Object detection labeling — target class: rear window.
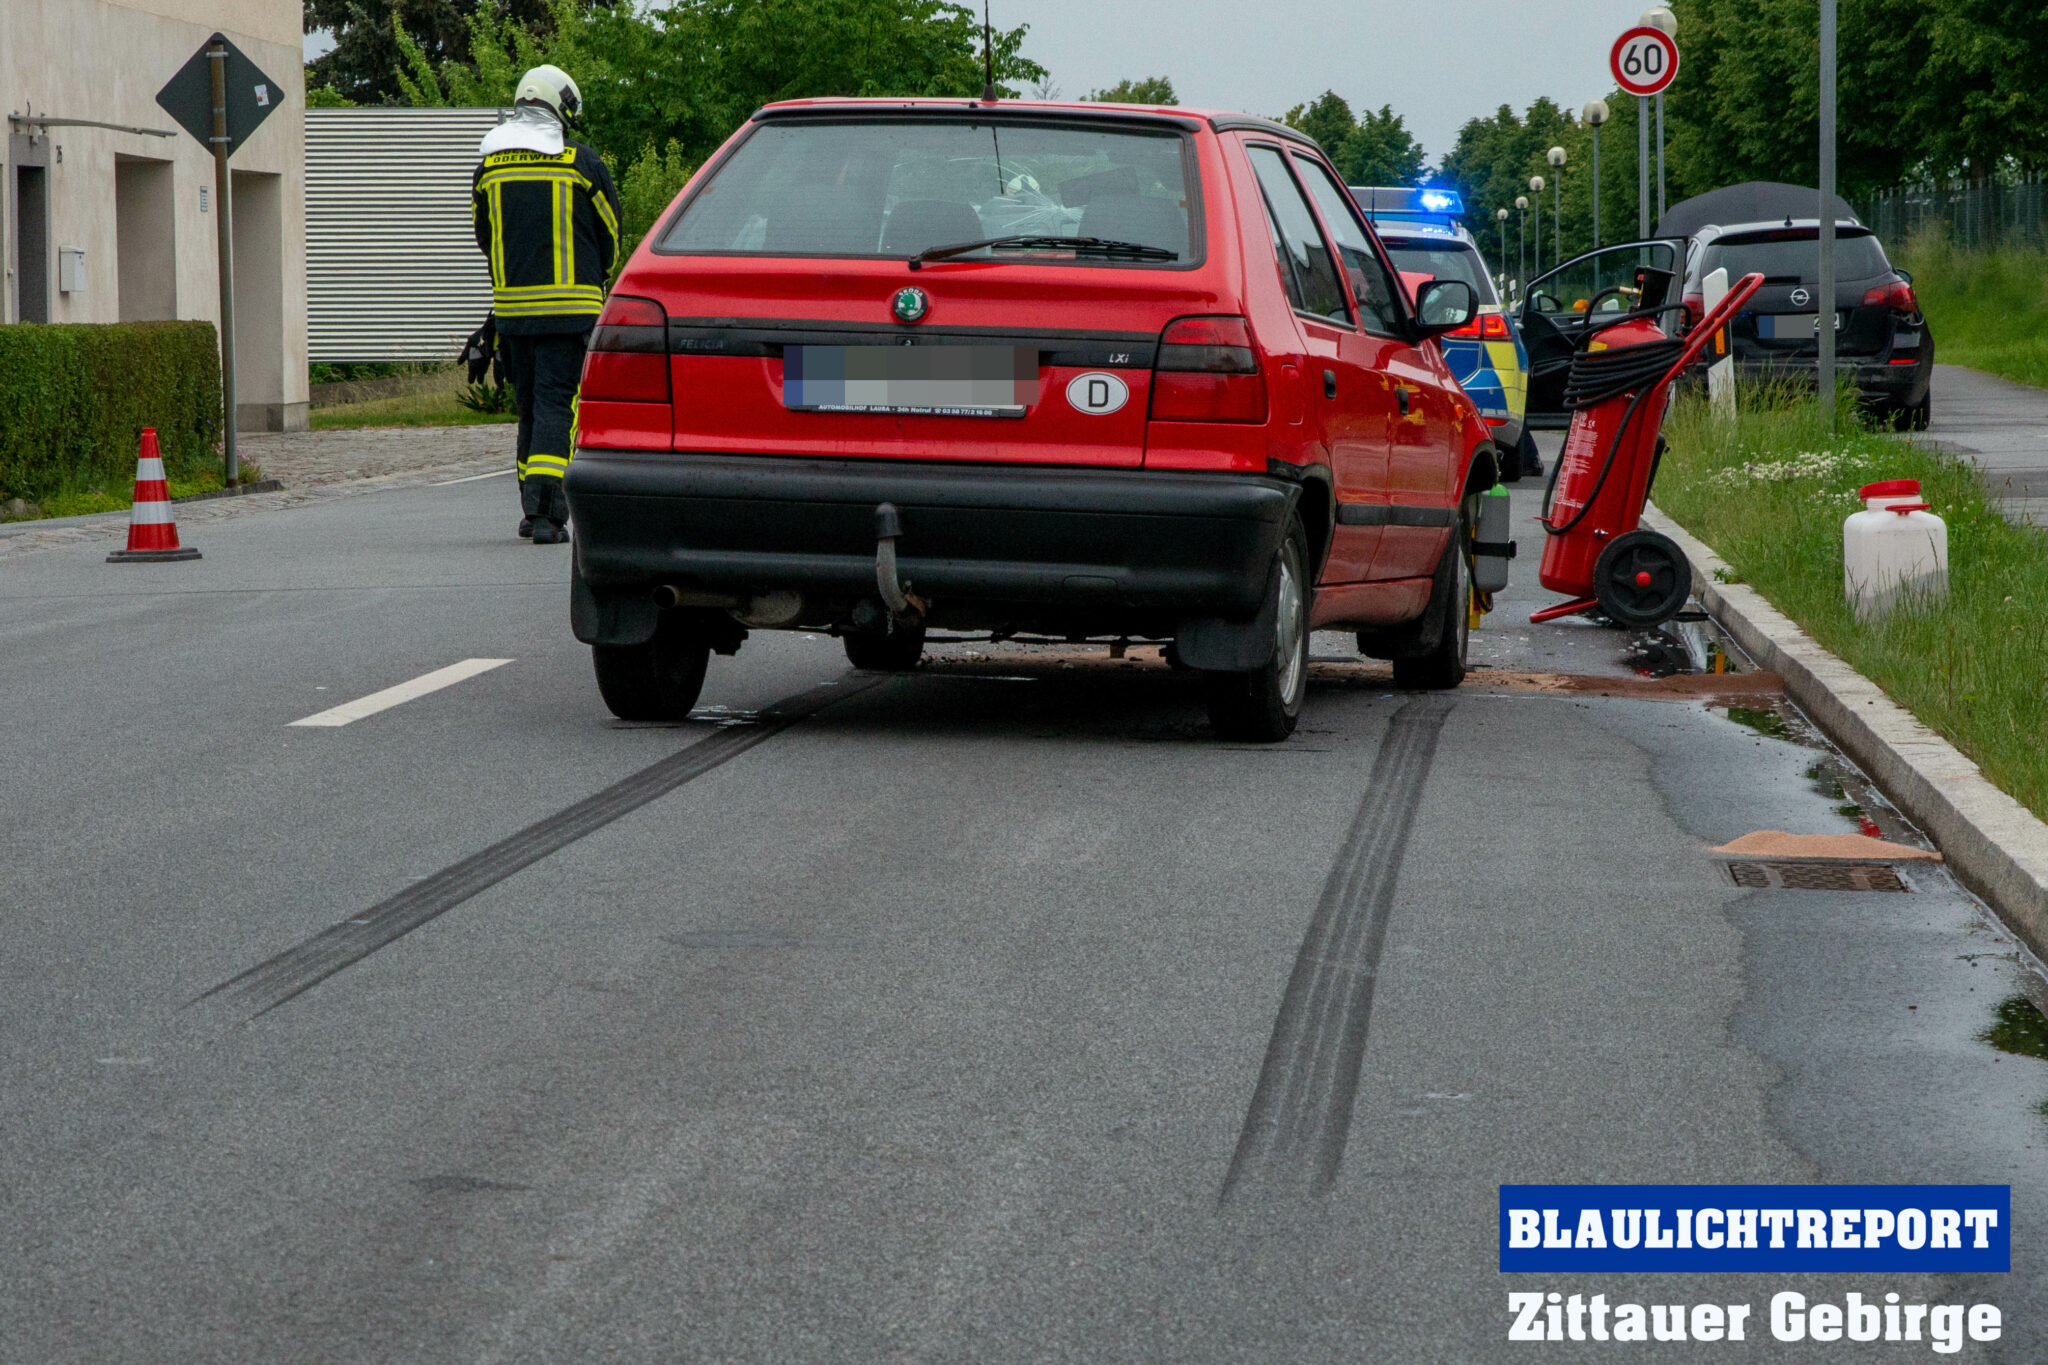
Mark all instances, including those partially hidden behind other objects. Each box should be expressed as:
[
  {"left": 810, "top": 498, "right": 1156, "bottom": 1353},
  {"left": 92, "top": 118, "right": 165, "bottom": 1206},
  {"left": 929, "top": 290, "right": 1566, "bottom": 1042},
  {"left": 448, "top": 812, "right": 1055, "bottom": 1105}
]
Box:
[
  {"left": 1381, "top": 240, "right": 1500, "bottom": 306},
  {"left": 1700, "top": 229, "right": 1890, "bottom": 283},
  {"left": 659, "top": 118, "right": 1197, "bottom": 265}
]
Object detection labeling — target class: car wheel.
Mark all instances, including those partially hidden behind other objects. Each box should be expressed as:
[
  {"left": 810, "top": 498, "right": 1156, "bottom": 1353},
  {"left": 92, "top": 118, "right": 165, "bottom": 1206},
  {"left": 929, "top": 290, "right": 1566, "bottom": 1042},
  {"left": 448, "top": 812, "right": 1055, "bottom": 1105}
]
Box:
[
  {"left": 591, "top": 614, "right": 712, "bottom": 721},
  {"left": 844, "top": 623, "right": 926, "bottom": 671},
  {"left": 1591, "top": 529, "right": 1692, "bottom": 629},
  {"left": 1204, "top": 517, "right": 1310, "bottom": 742},
  {"left": 1392, "top": 511, "right": 1471, "bottom": 691},
  {"left": 1910, "top": 393, "right": 1931, "bottom": 432}
]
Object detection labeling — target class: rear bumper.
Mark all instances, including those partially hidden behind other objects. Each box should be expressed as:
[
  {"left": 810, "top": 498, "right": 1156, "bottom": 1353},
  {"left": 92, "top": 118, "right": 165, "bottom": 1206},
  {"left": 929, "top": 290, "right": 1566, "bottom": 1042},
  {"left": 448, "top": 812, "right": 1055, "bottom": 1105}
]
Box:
[
  {"left": 1726, "top": 352, "right": 1933, "bottom": 406},
  {"left": 565, "top": 450, "right": 1298, "bottom": 632}
]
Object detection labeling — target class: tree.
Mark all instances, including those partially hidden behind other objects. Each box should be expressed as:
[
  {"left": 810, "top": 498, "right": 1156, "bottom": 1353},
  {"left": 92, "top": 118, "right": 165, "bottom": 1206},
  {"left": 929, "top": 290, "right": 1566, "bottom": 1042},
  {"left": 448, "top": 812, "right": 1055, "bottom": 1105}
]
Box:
[
  {"left": 1663, "top": 0, "right": 1930, "bottom": 201},
  {"left": 1084, "top": 76, "right": 1176, "bottom": 106},
  {"left": 1916, "top": 0, "right": 2048, "bottom": 182},
  {"left": 305, "top": 0, "right": 594, "bottom": 107},
  {"left": 388, "top": 0, "right": 1044, "bottom": 168},
  {"left": 1280, "top": 92, "right": 1426, "bottom": 186}
]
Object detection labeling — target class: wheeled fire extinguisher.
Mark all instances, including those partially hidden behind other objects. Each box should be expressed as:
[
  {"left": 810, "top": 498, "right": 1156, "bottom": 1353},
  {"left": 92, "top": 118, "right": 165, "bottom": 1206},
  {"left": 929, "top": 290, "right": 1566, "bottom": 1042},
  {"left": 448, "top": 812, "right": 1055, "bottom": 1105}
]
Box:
[{"left": 1531, "top": 269, "right": 1765, "bottom": 627}]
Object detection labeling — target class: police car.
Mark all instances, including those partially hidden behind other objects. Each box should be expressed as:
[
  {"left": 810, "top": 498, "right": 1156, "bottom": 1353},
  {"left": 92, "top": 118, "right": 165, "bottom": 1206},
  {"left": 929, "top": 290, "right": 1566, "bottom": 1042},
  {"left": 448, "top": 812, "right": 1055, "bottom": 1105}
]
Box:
[{"left": 1352, "top": 187, "right": 1538, "bottom": 478}]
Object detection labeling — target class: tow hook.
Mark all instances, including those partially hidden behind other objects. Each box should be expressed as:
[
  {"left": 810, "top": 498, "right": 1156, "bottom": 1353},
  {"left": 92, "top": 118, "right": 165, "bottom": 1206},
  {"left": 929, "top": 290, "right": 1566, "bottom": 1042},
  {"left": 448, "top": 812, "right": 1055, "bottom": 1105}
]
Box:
[{"left": 873, "top": 503, "right": 926, "bottom": 625}]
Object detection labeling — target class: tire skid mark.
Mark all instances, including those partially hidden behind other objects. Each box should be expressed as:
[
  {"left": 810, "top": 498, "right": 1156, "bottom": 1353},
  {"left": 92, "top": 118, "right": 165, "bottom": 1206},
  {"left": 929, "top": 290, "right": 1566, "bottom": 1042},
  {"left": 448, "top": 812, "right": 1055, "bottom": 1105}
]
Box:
[
  {"left": 1222, "top": 696, "right": 1453, "bottom": 1201},
  {"left": 198, "top": 676, "right": 881, "bottom": 1019}
]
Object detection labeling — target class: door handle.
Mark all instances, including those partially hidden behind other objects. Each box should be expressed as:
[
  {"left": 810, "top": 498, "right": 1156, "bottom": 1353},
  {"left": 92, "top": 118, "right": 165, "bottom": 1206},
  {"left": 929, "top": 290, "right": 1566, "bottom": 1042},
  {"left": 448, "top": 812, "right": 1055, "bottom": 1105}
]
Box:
[
  {"left": 1396, "top": 386, "right": 1412, "bottom": 415},
  {"left": 1323, "top": 369, "right": 1337, "bottom": 400}
]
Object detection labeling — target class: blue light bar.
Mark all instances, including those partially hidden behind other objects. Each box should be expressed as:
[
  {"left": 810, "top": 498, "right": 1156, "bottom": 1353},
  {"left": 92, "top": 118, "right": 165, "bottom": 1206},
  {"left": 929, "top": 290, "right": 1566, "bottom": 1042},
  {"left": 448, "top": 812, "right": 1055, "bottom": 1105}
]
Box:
[{"left": 1351, "top": 185, "right": 1466, "bottom": 223}]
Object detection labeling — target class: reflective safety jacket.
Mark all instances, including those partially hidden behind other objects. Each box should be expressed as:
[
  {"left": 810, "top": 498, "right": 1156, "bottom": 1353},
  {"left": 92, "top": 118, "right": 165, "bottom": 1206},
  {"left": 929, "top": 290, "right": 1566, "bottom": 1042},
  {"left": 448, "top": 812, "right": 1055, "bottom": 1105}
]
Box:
[{"left": 472, "top": 141, "right": 622, "bottom": 334}]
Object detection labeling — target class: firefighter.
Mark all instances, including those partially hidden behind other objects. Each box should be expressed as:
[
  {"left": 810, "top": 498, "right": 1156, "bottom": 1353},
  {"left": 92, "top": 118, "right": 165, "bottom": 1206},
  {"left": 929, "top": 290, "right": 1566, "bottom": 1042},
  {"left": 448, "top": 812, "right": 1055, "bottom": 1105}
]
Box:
[{"left": 472, "top": 65, "right": 621, "bottom": 544}]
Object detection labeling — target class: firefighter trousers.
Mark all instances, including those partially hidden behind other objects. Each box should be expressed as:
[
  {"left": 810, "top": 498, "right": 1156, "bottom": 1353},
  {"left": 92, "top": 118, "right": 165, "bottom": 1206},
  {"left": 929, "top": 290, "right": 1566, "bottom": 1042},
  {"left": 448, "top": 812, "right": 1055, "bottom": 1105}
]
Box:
[{"left": 504, "top": 328, "right": 590, "bottom": 524}]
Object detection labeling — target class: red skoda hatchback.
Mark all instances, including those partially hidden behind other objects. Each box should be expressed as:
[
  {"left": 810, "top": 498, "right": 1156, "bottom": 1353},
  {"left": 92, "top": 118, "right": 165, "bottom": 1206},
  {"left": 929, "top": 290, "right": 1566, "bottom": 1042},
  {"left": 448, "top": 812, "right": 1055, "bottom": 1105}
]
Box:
[{"left": 568, "top": 99, "right": 1504, "bottom": 740}]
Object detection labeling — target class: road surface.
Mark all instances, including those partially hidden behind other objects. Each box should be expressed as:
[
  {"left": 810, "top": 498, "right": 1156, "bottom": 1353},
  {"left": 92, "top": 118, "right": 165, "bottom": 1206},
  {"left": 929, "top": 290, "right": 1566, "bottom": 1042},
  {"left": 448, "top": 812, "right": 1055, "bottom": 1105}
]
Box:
[
  {"left": 1, "top": 471, "right": 2042, "bottom": 1361},
  {"left": 1926, "top": 362, "right": 2048, "bottom": 526}
]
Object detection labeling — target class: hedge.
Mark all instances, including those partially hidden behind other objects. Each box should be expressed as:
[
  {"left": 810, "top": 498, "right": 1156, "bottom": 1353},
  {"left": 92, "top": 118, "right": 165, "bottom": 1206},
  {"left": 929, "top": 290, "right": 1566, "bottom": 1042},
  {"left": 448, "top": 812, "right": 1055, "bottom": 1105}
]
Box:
[{"left": 0, "top": 322, "right": 221, "bottom": 501}]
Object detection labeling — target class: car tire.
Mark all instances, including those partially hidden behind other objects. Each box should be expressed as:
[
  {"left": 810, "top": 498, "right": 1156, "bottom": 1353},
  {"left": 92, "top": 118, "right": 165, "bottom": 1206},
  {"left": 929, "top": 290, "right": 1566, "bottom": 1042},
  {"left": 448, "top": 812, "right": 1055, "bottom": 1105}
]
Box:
[
  {"left": 1910, "top": 393, "right": 1931, "bottom": 432},
  {"left": 1204, "top": 517, "right": 1310, "bottom": 742},
  {"left": 592, "top": 614, "right": 712, "bottom": 721},
  {"left": 1391, "top": 512, "right": 1471, "bottom": 691},
  {"left": 844, "top": 624, "right": 926, "bottom": 671}
]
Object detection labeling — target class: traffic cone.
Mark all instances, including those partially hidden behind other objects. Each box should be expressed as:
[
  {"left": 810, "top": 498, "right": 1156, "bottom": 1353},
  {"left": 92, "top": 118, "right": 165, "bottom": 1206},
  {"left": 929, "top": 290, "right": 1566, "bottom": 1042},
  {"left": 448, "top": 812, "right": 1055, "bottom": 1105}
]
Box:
[{"left": 106, "top": 428, "right": 200, "bottom": 563}]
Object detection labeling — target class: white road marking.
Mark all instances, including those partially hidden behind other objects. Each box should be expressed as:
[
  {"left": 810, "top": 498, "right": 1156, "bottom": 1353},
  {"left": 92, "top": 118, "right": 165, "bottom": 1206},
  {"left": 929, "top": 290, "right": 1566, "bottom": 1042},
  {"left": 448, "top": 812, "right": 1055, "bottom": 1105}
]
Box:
[
  {"left": 431, "top": 468, "right": 517, "bottom": 485},
  {"left": 289, "top": 658, "right": 513, "bottom": 727}
]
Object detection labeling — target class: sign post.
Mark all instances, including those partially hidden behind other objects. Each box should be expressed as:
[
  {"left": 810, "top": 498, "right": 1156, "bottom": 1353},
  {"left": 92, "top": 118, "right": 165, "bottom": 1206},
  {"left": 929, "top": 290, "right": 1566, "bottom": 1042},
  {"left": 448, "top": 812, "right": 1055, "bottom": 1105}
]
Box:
[
  {"left": 1611, "top": 27, "right": 1679, "bottom": 240},
  {"left": 207, "top": 40, "right": 237, "bottom": 484},
  {"left": 1818, "top": 0, "right": 1838, "bottom": 429},
  {"left": 156, "top": 33, "right": 280, "bottom": 486}
]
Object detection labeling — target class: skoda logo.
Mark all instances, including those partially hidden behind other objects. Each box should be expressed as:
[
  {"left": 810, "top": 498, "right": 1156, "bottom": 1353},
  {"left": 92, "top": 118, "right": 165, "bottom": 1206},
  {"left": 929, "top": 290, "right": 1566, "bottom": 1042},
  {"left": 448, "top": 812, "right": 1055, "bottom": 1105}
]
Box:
[
  {"left": 891, "top": 287, "right": 930, "bottom": 323},
  {"left": 1789, "top": 287, "right": 1811, "bottom": 307}
]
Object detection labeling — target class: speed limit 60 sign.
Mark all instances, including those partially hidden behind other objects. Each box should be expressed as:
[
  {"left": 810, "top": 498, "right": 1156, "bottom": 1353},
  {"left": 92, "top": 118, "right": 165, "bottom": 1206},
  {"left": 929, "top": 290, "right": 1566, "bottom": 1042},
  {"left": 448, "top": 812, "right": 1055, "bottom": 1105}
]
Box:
[{"left": 1611, "top": 26, "right": 1679, "bottom": 97}]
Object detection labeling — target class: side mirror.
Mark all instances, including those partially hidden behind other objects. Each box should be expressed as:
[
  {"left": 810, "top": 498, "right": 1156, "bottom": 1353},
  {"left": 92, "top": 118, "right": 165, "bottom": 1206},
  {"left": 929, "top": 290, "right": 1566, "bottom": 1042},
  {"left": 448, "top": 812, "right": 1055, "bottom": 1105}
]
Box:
[
  {"left": 1895, "top": 267, "right": 1914, "bottom": 284},
  {"left": 1414, "top": 278, "right": 1477, "bottom": 335}
]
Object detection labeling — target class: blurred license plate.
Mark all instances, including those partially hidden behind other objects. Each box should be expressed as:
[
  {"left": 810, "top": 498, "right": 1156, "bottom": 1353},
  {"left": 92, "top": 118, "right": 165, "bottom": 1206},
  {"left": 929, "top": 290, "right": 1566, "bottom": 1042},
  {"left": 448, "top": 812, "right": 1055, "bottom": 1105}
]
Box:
[
  {"left": 1757, "top": 312, "right": 1846, "bottom": 339},
  {"left": 782, "top": 345, "right": 1039, "bottom": 417}
]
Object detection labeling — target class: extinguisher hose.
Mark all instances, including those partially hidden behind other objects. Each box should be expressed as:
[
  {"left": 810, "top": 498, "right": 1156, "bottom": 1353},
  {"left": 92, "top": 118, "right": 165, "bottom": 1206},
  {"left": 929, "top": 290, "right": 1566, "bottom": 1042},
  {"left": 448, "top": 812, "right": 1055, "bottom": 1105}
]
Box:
[
  {"left": 1541, "top": 336, "right": 1688, "bottom": 537},
  {"left": 1560, "top": 336, "right": 1686, "bottom": 408}
]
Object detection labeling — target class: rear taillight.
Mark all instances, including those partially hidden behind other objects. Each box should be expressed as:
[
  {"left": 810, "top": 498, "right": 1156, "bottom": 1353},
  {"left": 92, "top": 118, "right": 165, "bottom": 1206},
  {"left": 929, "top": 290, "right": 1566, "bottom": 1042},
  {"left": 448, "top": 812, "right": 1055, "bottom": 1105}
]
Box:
[
  {"left": 1150, "top": 315, "right": 1267, "bottom": 423},
  {"left": 1862, "top": 279, "right": 1919, "bottom": 313},
  {"left": 584, "top": 294, "right": 670, "bottom": 401},
  {"left": 1445, "top": 312, "right": 1512, "bottom": 340},
  {"left": 1681, "top": 293, "right": 1704, "bottom": 329}
]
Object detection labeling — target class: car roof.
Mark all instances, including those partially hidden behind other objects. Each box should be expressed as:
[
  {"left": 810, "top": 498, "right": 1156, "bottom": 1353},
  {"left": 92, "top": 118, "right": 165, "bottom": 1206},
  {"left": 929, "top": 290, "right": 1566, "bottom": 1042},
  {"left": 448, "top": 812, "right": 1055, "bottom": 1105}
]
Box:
[
  {"left": 1657, "top": 180, "right": 1858, "bottom": 238},
  {"left": 751, "top": 97, "right": 1323, "bottom": 151}
]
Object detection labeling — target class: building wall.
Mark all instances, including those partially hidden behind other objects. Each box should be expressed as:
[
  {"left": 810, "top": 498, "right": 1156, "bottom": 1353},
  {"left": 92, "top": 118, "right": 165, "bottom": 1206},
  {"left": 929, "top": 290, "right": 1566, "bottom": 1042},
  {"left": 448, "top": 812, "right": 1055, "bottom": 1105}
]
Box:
[
  {"left": 306, "top": 107, "right": 506, "bottom": 363},
  {"left": 1, "top": 0, "right": 308, "bottom": 431}
]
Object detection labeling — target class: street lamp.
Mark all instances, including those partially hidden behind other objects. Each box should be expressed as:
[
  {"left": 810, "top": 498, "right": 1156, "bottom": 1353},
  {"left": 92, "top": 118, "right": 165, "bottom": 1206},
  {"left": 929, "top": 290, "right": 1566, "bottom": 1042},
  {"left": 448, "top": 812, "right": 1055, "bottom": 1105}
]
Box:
[
  {"left": 1528, "top": 178, "right": 1544, "bottom": 277},
  {"left": 1496, "top": 206, "right": 1510, "bottom": 289},
  {"left": 1643, "top": 6, "right": 1677, "bottom": 222},
  {"left": 1515, "top": 194, "right": 1530, "bottom": 285},
  {"left": 1582, "top": 100, "right": 1609, "bottom": 252},
  {"left": 1547, "top": 146, "right": 1566, "bottom": 267}
]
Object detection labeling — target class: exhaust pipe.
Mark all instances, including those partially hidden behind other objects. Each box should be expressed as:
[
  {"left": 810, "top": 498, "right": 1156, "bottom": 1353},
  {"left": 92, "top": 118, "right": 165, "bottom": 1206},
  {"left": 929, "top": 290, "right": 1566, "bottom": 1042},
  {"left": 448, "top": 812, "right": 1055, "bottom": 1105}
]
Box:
[{"left": 652, "top": 585, "right": 740, "bottom": 610}]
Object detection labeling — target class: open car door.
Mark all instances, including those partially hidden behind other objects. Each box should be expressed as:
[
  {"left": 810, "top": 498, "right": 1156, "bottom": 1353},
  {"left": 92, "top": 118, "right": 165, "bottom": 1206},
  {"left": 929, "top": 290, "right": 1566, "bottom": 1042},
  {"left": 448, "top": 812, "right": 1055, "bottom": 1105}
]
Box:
[{"left": 1516, "top": 239, "right": 1685, "bottom": 428}]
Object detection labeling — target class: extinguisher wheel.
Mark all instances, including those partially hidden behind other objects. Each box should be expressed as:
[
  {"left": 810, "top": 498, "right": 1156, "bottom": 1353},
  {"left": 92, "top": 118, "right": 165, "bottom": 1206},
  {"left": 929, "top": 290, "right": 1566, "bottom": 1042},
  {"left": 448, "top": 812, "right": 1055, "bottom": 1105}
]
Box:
[{"left": 1591, "top": 529, "right": 1693, "bottom": 629}]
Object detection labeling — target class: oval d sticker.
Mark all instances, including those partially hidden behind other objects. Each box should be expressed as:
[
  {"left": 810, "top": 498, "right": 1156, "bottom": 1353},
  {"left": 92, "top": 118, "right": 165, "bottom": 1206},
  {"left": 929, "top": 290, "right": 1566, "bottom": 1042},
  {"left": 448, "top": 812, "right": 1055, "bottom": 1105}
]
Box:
[{"left": 1066, "top": 372, "right": 1129, "bottom": 416}]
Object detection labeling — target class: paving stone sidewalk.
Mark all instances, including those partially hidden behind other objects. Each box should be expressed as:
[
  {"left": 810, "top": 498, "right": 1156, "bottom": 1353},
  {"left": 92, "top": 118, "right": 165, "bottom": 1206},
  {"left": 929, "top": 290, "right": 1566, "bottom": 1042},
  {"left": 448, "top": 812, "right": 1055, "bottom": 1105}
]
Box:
[
  {"left": 1924, "top": 363, "right": 2048, "bottom": 527},
  {"left": 0, "top": 424, "right": 516, "bottom": 562}
]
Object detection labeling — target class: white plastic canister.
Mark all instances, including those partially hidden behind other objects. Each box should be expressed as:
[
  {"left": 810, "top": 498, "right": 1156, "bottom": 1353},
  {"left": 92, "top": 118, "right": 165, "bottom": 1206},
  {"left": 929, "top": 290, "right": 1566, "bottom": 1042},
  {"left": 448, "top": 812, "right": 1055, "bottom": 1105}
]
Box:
[{"left": 1844, "top": 478, "right": 1947, "bottom": 619}]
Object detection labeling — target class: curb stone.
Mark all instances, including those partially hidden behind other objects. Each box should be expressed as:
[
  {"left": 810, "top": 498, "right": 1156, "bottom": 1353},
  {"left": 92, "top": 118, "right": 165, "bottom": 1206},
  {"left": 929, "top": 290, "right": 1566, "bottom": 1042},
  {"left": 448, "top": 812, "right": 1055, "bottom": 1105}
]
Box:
[{"left": 1643, "top": 502, "right": 2048, "bottom": 959}]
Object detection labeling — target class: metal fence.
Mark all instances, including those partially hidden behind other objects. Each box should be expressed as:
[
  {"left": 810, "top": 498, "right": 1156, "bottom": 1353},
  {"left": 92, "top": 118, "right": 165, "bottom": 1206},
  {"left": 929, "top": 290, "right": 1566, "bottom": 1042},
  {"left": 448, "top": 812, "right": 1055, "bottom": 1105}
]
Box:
[
  {"left": 306, "top": 107, "right": 508, "bottom": 362},
  {"left": 1861, "top": 176, "right": 2048, "bottom": 251}
]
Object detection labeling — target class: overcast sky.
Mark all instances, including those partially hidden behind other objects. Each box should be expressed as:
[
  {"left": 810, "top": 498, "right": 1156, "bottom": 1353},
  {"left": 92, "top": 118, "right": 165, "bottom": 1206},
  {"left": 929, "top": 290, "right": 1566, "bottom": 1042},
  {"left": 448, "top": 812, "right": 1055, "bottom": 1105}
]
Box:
[
  {"left": 1001, "top": 0, "right": 1659, "bottom": 164},
  {"left": 309, "top": 1, "right": 1662, "bottom": 167}
]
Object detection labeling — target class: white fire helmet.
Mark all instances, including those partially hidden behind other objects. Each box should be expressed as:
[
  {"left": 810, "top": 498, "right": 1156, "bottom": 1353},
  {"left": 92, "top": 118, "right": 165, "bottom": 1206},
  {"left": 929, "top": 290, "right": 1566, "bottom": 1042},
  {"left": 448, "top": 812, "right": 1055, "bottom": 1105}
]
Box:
[{"left": 514, "top": 65, "right": 582, "bottom": 126}]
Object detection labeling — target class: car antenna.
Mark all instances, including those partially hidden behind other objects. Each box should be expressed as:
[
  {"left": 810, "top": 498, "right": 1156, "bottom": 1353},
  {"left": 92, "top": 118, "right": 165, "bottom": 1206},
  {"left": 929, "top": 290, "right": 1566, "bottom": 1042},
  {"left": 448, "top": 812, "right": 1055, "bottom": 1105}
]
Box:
[
  {"left": 980, "top": 0, "right": 1005, "bottom": 195},
  {"left": 980, "top": 0, "right": 997, "bottom": 103}
]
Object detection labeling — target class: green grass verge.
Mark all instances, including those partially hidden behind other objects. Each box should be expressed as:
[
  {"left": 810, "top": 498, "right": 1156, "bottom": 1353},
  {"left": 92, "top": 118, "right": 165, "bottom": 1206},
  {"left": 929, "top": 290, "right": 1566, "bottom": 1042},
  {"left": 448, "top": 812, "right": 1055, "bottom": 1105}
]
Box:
[
  {"left": 1655, "top": 388, "right": 2048, "bottom": 823},
  {"left": 1897, "top": 237, "right": 2048, "bottom": 389},
  {"left": 310, "top": 387, "right": 518, "bottom": 430},
  {"left": 1, "top": 465, "right": 255, "bottom": 522}
]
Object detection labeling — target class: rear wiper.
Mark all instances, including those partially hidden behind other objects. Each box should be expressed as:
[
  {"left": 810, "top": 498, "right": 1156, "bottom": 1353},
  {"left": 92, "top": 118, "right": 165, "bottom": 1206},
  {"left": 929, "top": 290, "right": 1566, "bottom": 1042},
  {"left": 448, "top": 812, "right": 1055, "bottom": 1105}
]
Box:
[{"left": 911, "top": 235, "right": 1178, "bottom": 267}]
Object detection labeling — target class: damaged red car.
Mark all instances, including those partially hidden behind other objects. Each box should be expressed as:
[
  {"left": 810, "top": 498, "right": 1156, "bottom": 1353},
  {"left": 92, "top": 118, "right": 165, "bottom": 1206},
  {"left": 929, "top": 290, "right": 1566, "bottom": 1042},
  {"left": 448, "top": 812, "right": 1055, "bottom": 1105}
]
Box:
[{"left": 568, "top": 98, "right": 1505, "bottom": 740}]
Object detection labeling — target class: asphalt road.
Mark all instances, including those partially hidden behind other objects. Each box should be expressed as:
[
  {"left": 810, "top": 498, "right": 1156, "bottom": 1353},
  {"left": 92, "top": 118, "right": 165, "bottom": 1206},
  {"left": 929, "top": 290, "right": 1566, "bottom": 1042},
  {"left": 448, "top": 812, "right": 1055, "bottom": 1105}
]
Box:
[{"left": 2, "top": 466, "right": 2044, "bottom": 1362}]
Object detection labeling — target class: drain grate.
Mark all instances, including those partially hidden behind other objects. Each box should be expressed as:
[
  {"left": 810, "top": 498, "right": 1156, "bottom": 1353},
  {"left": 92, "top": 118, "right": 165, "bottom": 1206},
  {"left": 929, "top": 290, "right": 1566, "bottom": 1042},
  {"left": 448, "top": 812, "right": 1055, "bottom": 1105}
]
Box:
[{"left": 1728, "top": 861, "right": 1910, "bottom": 892}]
